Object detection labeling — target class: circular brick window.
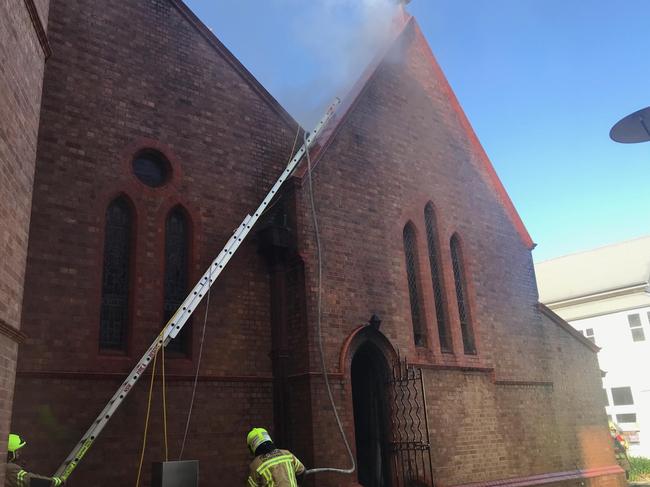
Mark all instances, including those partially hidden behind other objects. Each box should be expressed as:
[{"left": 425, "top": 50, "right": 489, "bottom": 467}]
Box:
[{"left": 132, "top": 149, "right": 171, "bottom": 187}]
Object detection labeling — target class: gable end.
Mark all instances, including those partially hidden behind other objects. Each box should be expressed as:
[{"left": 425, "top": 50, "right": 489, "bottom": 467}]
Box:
[{"left": 170, "top": 0, "right": 299, "bottom": 131}]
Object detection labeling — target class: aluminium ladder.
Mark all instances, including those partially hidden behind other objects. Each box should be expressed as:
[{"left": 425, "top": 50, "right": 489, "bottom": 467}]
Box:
[{"left": 54, "top": 98, "right": 341, "bottom": 481}]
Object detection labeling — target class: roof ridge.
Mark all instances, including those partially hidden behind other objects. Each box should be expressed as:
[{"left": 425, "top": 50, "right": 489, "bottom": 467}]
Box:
[
  {"left": 409, "top": 19, "right": 534, "bottom": 250},
  {"left": 536, "top": 234, "right": 650, "bottom": 264},
  {"left": 294, "top": 15, "right": 534, "bottom": 251},
  {"left": 293, "top": 15, "right": 415, "bottom": 179},
  {"left": 168, "top": 0, "right": 300, "bottom": 132}
]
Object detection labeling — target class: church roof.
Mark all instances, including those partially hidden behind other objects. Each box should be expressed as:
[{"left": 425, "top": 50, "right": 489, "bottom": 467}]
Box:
[
  {"left": 294, "top": 12, "right": 534, "bottom": 250},
  {"left": 170, "top": 0, "right": 299, "bottom": 132},
  {"left": 535, "top": 235, "right": 650, "bottom": 304},
  {"left": 174, "top": 1, "right": 533, "bottom": 250}
]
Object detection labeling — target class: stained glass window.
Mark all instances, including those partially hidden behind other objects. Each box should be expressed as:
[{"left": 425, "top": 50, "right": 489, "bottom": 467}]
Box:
[
  {"left": 403, "top": 223, "right": 426, "bottom": 346},
  {"left": 132, "top": 149, "right": 170, "bottom": 187},
  {"left": 164, "top": 206, "right": 191, "bottom": 355},
  {"left": 424, "top": 203, "right": 451, "bottom": 352},
  {"left": 451, "top": 235, "right": 475, "bottom": 354},
  {"left": 99, "top": 197, "right": 133, "bottom": 351}
]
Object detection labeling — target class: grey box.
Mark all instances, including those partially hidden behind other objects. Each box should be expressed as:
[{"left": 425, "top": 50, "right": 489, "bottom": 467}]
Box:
[{"left": 151, "top": 460, "right": 199, "bottom": 487}]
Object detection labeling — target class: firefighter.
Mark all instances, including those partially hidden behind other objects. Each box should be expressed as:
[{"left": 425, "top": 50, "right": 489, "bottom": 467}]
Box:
[
  {"left": 246, "top": 428, "right": 305, "bottom": 487},
  {"left": 6, "top": 434, "right": 64, "bottom": 486},
  {"left": 608, "top": 421, "right": 630, "bottom": 479}
]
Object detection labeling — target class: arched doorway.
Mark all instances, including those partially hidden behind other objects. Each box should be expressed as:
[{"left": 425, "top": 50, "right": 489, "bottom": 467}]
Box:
[{"left": 352, "top": 341, "right": 392, "bottom": 487}]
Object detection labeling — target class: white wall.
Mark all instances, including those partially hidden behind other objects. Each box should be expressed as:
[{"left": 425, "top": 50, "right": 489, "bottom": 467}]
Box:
[{"left": 571, "top": 306, "right": 650, "bottom": 457}]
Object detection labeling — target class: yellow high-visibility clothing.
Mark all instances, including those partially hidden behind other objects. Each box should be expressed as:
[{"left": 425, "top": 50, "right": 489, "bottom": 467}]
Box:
[
  {"left": 247, "top": 448, "right": 305, "bottom": 487},
  {"left": 5, "top": 462, "right": 62, "bottom": 486}
]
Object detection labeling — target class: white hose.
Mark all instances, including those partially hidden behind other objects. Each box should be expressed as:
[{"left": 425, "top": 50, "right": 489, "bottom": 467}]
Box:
[
  {"left": 178, "top": 263, "right": 213, "bottom": 460},
  {"left": 302, "top": 131, "right": 356, "bottom": 476}
]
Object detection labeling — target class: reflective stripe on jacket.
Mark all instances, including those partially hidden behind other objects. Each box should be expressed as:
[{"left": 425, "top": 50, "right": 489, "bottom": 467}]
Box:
[
  {"left": 247, "top": 449, "right": 305, "bottom": 487},
  {"left": 6, "top": 462, "right": 60, "bottom": 487}
]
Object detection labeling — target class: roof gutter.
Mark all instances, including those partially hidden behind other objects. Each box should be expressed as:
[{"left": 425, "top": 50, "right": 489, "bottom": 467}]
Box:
[{"left": 545, "top": 282, "right": 649, "bottom": 309}]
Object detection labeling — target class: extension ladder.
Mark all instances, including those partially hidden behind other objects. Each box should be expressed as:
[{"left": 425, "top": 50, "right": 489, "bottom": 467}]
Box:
[{"left": 54, "top": 99, "right": 341, "bottom": 481}]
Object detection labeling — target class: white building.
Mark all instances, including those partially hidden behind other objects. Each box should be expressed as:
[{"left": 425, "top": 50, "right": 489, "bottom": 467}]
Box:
[{"left": 535, "top": 236, "right": 650, "bottom": 457}]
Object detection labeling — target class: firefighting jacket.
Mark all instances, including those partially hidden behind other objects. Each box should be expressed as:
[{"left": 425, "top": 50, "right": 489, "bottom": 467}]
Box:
[
  {"left": 6, "top": 462, "right": 61, "bottom": 487},
  {"left": 247, "top": 448, "right": 305, "bottom": 487}
]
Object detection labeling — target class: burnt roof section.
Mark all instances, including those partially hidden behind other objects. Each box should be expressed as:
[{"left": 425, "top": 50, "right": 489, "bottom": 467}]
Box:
[
  {"left": 293, "top": 14, "right": 534, "bottom": 251},
  {"left": 170, "top": 0, "right": 300, "bottom": 133}
]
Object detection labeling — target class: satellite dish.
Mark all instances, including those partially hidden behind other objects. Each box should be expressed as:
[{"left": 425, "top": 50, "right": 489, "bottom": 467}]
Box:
[{"left": 610, "top": 106, "right": 650, "bottom": 143}]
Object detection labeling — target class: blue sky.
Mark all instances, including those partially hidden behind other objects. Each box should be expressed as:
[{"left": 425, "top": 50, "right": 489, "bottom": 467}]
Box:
[{"left": 185, "top": 0, "right": 650, "bottom": 262}]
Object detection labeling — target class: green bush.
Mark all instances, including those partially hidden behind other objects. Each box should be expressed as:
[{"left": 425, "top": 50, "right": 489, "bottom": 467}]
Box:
[{"left": 629, "top": 456, "right": 650, "bottom": 481}]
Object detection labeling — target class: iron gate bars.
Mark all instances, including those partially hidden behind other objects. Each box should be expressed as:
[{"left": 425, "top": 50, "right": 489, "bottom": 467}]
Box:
[{"left": 388, "top": 356, "right": 434, "bottom": 487}]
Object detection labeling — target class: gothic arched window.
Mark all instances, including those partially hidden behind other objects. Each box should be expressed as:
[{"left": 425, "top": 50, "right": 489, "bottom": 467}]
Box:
[
  {"left": 164, "top": 206, "right": 191, "bottom": 355},
  {"left": 99, "top": 196, "right": 134, "bottom": 351},
  {"left": 424, "top": 203, "right": 451, "bottom": 352},
  {"left": 403, "top": 223, "right": 426, "bottom": 346},
  {"left": 450, "top": 235, "right": 476, "bottom": 354}
]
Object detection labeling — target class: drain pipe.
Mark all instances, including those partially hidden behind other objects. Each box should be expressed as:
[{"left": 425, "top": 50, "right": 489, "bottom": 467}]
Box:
[{"left": 257, "top": 212, "right": 292, "bottom": 446}]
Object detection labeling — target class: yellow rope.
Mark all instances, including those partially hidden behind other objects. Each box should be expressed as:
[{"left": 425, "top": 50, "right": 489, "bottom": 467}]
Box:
[
  {"left": 134, "top": 330, "right": 170, "bottom": 485},
  {"left": 161, "top": 340, "right": 169, "bottom": 462},
  {"left": 135, "top": 346, "right": 159, "bottom": 487},
  {"left": 134, "top": 122, "right": 302, "bottom": 477}
]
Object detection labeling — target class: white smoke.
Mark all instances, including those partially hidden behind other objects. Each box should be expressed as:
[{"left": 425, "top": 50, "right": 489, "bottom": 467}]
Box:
[{"left": 282, "top": 0, "right": 400, "bottom": 128}]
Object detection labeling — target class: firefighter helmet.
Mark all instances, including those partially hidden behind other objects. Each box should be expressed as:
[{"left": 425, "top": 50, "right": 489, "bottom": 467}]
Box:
[
  {"left": 7, "top": 434, "right": 26, "bottom": 453},
  {"left": 247, "top": 428, "right": 272, "bottom": 455}
]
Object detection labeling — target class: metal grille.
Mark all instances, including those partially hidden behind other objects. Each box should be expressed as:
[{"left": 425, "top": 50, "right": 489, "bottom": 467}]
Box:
[
  {"left": 388, "top": 356, "right": 434, "bottom": 487},
  {"left": 450, "top": 236, "right": 475, "bottom": 354},
  {"left": 99, "top": 197, "right": 132, "bottom": 350},
  {"left": 164, "top": 207, "right": 190, "bottom": 354},
  {"left": 403, "top": 224, "right": 425, "bottom": 346},
  {"left": 424, "top": 204, "right": 451, "bottom": 352}
]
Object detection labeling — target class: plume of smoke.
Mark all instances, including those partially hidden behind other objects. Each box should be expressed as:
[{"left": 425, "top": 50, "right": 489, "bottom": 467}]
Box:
[{"left": 282, "top": 0, "right": 400, "bottom": 128}]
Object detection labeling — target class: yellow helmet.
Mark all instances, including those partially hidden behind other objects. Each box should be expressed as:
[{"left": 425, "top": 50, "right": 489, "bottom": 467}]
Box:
[
  {"left": 246, "top": 427, "right": 272, "bottom": 455},
  {"left": 7, "top": 434, "right": 26, "bottom": 454},
  {"left": 608, "top": 420, "right": 619, "bottom": 433}
]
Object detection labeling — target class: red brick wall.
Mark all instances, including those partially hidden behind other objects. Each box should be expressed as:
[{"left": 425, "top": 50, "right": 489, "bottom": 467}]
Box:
[
  {"left": 11, "top": 2, "right": 622, "bottom": 487},
  {"left": 12, "top": 0, "right": 297, "bottom": 485},
  {"left": 286, "top": 18, "right": 623, "bottom": 487},
  {"left": 541, "top": 311, "right": 617, "bottom": 474},
  {"left": 0, "top": 0, "right": 50, "bottom": 484}
]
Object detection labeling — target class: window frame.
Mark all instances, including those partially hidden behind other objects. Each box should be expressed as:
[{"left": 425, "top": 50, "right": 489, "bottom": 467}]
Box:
[
  {"left": 99, "top": 195, "right": 135, "bottom": 353},
  {"left": 403, "top": 222, "right": 427, "bottom": 347},
  {"left": 615, "top": 413, "right": 637, "bottom": 424},
  {"left": 163, "top": 205, "right": 193, "bottom": 357},
  {"left": 611, "top": 386, "right": 634, "bottom": 406},
  {"left": 628, "top": 313, "right": 646, "bottom": 342},
  {"left": 450, "top": 234, "right": 476, "bottom": 354},
  {"left": 424, "top": 203, "right": 452, "bottom": 353},
  {"left": 132, "top": 148, "right": 172, "bottom": 188}
]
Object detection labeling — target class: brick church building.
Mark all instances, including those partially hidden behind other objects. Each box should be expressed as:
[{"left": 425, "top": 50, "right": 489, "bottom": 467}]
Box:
[{"left": 1, "top": 1, "right": 625, "bottom": 486}]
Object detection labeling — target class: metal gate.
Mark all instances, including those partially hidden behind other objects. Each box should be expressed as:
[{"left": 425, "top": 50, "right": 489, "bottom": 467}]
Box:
[{"left": 387, "top": 356, "right": 434, "bottom": 487}]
